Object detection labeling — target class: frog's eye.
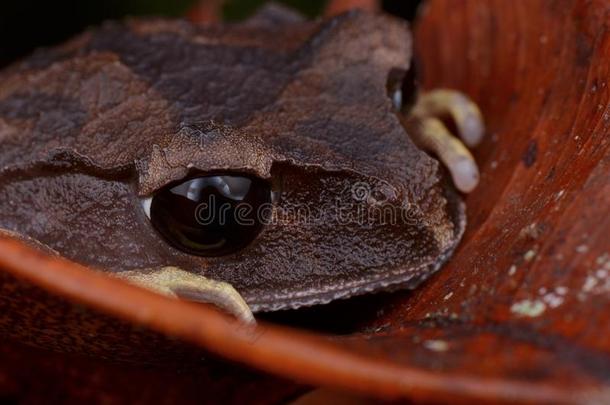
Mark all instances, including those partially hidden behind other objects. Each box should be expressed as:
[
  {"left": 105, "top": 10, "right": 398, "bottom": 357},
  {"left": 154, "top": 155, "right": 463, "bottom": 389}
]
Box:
[
  {"left": 142, "top": 174, "right": 271, "bottom": 257},
  {"left": 386, "top": 65, "right": 418, "bottom": 112}
]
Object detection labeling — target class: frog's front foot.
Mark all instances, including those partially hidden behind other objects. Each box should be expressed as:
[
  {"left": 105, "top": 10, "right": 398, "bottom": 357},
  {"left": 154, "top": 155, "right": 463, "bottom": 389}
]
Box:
[
  {"left": 115, "top": 267, "right": 255, "bottom": 324},
  {"left": 401, "top": 89, "right": 485, "bottom": 193}
]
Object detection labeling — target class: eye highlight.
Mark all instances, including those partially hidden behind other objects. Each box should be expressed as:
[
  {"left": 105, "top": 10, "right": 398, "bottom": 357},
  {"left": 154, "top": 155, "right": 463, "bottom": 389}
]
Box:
[
  {"left": 386, "top": 64, "right": 418, "bottom": 112},
  {"left": 144, "top": 173, "right": 271, "bottom": 257}
]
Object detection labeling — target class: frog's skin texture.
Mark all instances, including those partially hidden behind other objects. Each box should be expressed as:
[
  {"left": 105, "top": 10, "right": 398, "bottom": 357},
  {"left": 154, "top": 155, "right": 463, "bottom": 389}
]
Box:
[{"left": 0, "top": 9, "right": 480, "bottom": 316}]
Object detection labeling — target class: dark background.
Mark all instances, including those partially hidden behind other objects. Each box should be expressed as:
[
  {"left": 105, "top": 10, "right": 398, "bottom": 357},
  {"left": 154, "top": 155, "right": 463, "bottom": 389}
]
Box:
[{"left": 0, "top": 0, "right": 422, "bottom": 68}]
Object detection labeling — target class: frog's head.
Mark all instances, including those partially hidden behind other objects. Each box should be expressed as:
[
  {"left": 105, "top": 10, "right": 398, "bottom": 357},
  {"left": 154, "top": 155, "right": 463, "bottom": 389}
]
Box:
[{"left": 0, "top": 10, "right": 466, "bottom": 317}]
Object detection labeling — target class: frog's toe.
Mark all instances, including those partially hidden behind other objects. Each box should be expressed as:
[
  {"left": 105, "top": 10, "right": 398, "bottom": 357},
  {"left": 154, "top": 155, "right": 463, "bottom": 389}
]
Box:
[
  {"left": 401, "top": 89, "right": 484, "bottom": 193},
  {"left": 412, "top": 89, "right": 485, "bottom": 147},
  {"left": 403, "top": 116, "right": 479, "bottom": 193},
  {"left": 114, "top": 267, "right": 255, "bottom": 324}
]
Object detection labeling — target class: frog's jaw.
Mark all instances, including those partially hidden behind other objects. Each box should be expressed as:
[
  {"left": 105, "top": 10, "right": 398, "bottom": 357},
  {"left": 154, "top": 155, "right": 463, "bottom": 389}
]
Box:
[
  {"left": 114, "top": 266, "right": 255, "bottom": 324},
  {"left": 243, "top": 182, "right": 467, "bottom": 313}
]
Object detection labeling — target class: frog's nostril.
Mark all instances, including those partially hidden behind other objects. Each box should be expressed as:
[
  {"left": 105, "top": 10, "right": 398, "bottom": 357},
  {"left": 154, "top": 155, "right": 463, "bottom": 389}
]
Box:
[{"left": 144, "top": 173, "right": 271, "bottom": 257}]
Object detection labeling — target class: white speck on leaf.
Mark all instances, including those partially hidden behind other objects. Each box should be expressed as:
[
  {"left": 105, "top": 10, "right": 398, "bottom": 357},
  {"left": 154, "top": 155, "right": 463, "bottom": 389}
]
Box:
[
  {"left": 423, "top": 340, "right": 449, "bottom": 352},
  {"left": 511, "top": 300, "right": 546, "bottom": 317},
  {"left": 524, "top": 250, "right": 537, "bottom": 262},
  {"left": 555, "top": 190, "right": 565, "bottom": 201},
  {"left": 583, "top": 276, "right": 598, "bottom": 293},
  {"left": 542, "top": 291, "right": 564, "bottom": 308},
  {"left": 556, "top": 286, "right": 568, "bottom": 295}
]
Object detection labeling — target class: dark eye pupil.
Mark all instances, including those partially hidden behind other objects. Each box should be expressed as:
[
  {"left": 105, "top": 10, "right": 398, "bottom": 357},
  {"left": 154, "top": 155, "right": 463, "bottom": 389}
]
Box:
[{"left": 149, "top": 174, "right": 271, "bottom": 257}]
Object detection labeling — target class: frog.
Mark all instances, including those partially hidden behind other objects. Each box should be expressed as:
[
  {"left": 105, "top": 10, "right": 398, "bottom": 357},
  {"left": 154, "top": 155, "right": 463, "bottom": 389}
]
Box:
[{"left": 0, "top": 5, "right": 483, "bottom": 323}]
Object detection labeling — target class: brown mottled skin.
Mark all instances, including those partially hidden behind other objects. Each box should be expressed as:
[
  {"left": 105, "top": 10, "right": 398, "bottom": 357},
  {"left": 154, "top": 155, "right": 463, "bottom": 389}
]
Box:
[{"left": 0, "top": 9, "right": 464, "bottom": 312}]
